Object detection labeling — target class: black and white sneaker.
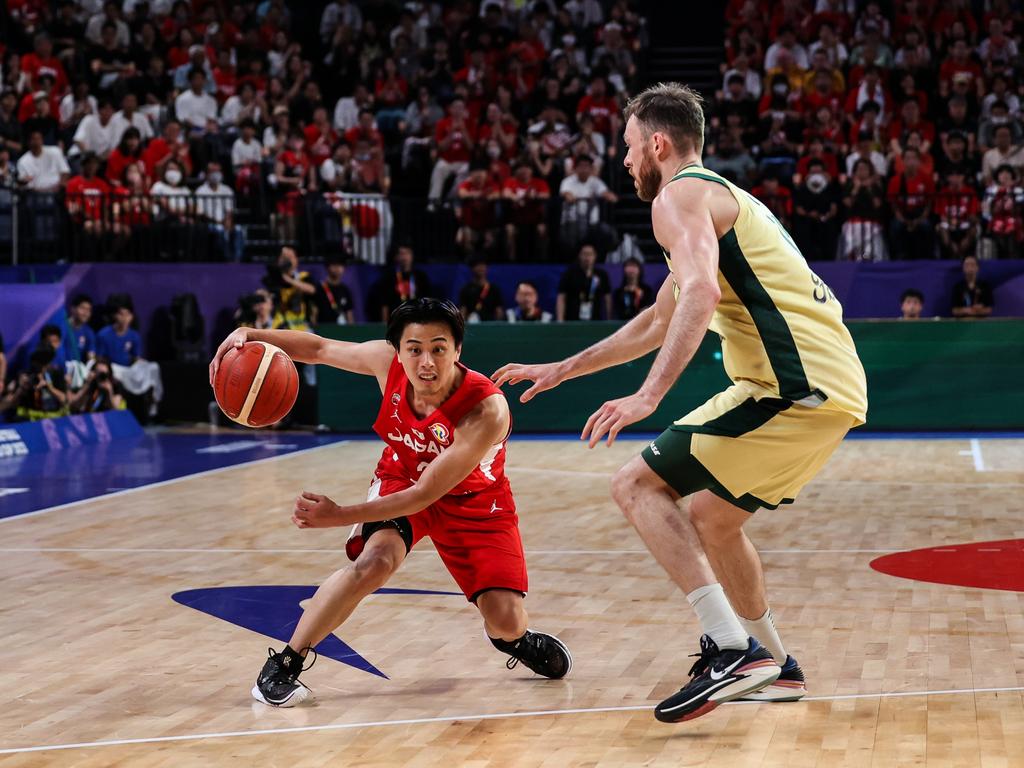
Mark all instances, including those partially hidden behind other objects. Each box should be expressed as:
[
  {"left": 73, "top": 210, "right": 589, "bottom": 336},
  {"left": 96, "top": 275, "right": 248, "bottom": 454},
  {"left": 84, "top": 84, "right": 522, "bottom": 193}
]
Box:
[
  {"left": 491, "top": 630, "right": 572, "bottom": 679},
  {"left": 251, "top": 647, "right": 316, "bottom": 707},
  {"left": 738, "top": 654, "right": 806, "bottom": 701},
  {"left": 654, "top": 635, "right": 780, "bottom": 723}
]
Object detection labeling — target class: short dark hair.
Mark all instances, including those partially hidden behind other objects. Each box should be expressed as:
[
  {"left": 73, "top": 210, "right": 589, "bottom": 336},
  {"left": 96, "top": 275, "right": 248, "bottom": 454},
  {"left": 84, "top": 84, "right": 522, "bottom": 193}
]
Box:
[
  {"left": 386, "top": 298, "right": 465, "bottom": 348},
  {"left": 900, "top": 288, "right": 924, "bottom": 303},
  {"left": 41, "top": 323, "right": 62, "bottom": 340},
  {"left": 623, "top": 82, "right": 705, "bottom": 156},
  {"left": 71, "top": 293, "right": 92, "bottom": 307}
]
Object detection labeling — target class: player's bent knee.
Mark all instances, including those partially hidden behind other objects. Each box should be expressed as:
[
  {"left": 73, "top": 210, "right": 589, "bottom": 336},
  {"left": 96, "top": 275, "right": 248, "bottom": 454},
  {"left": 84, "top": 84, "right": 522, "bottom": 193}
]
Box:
[
  {"left": 688, "top": 494, "right": 742, "bottom": 541},
  {"left": 352, "top": 549, "right": 399, "bottom": 588},
  {"left": 610, "top": 458, "right": 660, "bottom": 515}
]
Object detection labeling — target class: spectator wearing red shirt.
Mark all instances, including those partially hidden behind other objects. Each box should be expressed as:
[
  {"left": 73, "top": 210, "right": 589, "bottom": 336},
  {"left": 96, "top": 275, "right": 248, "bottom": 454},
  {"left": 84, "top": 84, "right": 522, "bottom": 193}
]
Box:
[
  {"left": 795, "top": 137, "right": 839, "bottom": 184},
  {"left": 935, "top": 166, "right": 980, "bottom": 259},
  {"left": 343, "top": 109, "right": 384, "bottom": 152},
  {"left": 982, "top": 165, "right": 1024, "bottom": 259},
  {"left": 141, "top": 119, "right": 192, "bottom": 181},
  {"left": 304, "top": 106, "right": 338, "bottom": 167},
  {"left": 938, "top": 39, "right": 984, "bottom": 100},
  {"left": 576, "top": 76, "right": 619, "bottom": 139},
  {"left": 888, "top": 147, "right": 936, "bottom": 259},
  {"left": 803, "top": 69, "right": 844, "bottom": 120},
  {"left": 18, "top": 73, "right": 60, "bottom": 125},
  {"left": 844, "top": 65, "right": 888, "bottom": 119},
  {"left": 105, "top": 127, "right": 145, "bottom": 186},
  {"left": 212, "top": 49, "right": 237, "bottom": 104},
  {"left": 888, "top": 99, "right": 935, "bottom": 157},
  {"left": 502, "top": 159, "right": 550, "bottom": 260},
  {"left": 428, "top": 99, "right": 477, "bottom": 204},
  {"left": 752, "top": 174, "right": 793, "bottom": 230},
  {"left": 455, "top": 163, "right": 500, "bottom": 257},
  {"left": 477, "top": 102, "right": 518, "bottom": 161},
  {"left": 374, "top": 57, "right": 409, "bottom": 132},
  {"left": 272, "top": 131, "right": 314, "bottom": 242},
  {"left": 21, "top": 33, "right": 68, "bottom": 96},
  {"left": 65, "top": 153, "right": 111, "bottom": 234}
]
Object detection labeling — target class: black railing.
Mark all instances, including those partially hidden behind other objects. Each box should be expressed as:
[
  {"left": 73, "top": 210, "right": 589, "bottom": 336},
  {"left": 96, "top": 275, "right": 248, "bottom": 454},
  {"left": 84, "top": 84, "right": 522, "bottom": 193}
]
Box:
[{"left": 0, "top": 190, "right": 620, "bottom": 264}]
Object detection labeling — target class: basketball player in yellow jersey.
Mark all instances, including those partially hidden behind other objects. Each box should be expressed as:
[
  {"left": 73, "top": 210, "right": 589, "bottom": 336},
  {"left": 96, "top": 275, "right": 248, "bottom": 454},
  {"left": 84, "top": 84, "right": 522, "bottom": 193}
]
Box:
[{"left": 494, "top": 83, "right": 867, "bottom": 723}]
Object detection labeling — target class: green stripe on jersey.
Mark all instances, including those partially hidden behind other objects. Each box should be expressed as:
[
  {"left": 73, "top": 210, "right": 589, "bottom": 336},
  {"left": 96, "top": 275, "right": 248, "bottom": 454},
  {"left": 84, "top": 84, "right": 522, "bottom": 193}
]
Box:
[{"left": 717, "top": 229, "right": 814, "bottom": 402}]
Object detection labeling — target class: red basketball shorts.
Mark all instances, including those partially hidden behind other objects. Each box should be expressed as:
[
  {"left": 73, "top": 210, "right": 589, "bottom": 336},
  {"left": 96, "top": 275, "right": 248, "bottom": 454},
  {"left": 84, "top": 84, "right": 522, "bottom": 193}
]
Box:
[{"left": 356, "top": 472, "right": 528, "bottom": 603}]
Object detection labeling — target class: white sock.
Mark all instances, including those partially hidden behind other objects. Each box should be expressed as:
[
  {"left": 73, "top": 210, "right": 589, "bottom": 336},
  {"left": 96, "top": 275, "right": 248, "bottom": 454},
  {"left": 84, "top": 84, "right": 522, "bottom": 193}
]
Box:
[
  {"left": 739, "top": 608, "right": 787, "bottom": 663},
  {"left": 686, "top": 583, "right": 748, "bottom": 651}
]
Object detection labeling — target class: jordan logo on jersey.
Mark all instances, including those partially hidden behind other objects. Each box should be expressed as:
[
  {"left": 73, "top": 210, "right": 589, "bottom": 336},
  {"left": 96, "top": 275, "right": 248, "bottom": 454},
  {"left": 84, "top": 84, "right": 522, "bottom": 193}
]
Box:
[{"left": 429, "top": 423, "right": 450, "bottom": 445}]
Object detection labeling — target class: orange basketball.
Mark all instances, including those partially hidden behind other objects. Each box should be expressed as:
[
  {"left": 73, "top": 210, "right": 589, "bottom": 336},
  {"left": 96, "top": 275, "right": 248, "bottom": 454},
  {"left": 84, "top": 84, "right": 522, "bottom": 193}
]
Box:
[{"left": 213, "top": 341, "right": 299, "bottom": 427}]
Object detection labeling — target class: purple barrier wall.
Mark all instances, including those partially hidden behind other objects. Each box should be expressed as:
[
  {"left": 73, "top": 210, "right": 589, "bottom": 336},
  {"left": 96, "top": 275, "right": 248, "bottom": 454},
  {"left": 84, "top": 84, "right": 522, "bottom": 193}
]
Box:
[{"left": 4, "top": 260, "right": 1024, "bottom": 363}]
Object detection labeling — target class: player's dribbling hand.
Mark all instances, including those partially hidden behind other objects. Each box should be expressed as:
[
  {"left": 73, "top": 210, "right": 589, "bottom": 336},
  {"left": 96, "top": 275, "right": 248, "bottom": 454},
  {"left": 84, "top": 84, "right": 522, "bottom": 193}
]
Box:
[
  {"left": 581, "top": 392, "right": 658, "bottom": 448},
  {"left": 292, "top": 491, "right": 340, "bottom": 528},
  {"left": 490, "top": 362, "right": 565, "bottom": 403},
  {"left": 209, "top": 328, "right": 250, "bottom": 387}
]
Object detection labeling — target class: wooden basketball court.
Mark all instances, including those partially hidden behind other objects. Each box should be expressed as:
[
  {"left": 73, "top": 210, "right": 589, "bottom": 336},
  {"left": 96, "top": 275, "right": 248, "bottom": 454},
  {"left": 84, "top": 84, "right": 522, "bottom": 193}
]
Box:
[{"left": 2, "top": 434, "right": 1023, "bottom": 766}]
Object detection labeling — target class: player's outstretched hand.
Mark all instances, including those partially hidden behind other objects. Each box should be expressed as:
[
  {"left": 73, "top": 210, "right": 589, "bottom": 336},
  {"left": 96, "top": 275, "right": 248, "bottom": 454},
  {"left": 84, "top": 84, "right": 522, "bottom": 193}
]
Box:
[
  {"left": 581, "top": 392, "right": 658, "bottom": 448},
  {"left": 491, "top": 361, "right": 565, "bottom": 403},
  {"left": 292, "top": 491, "right": 340, "bottom": 528},
  {"left": 209, "top": 328, "right": 250, "bottom": 388}
]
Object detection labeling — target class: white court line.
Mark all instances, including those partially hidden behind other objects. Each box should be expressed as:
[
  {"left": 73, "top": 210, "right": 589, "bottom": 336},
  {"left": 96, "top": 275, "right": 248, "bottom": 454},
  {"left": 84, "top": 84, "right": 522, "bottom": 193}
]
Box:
[
  {"left": 0, "top": 441, "right": 348, "bottom": 525},
  {"left": 0, "top": 547, "right": 902, "bottom": 555},
  {"left": 2, "top": 685, "right": 1022, "bottom": 755},
  {"left": 958, "top": 438, "right": 988, "bottom": 472}
]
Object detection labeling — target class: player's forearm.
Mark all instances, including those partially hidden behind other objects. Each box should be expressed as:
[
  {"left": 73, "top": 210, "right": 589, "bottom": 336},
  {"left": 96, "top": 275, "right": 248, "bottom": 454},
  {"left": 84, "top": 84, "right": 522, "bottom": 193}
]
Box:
[
  {"left": 558, "top": 307, "right": 664, "bottom": 381},
  {"left": 245, "top": 328, "right": 324, "bottom": 364},
  {"left": 636, "top": 284, "right": 719, "bottom": 403},
  {"left": 334, "top": 485, "right": 435, "bottom": 526}
]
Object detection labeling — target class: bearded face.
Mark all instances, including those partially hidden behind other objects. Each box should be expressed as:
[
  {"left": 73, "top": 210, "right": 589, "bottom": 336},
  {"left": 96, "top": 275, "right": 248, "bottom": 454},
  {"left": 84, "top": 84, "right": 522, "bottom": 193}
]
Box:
[{"left": 636, "top": 142, "right": 663, "bottom": 202}]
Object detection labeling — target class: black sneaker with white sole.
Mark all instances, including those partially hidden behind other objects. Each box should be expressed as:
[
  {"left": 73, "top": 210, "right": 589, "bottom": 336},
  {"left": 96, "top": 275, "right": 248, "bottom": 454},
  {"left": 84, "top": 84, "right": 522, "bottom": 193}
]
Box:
[
  {"left": 251, "top": 646, "right": 316, "bottom": 707},
  {"left": 654, "top": 635, "right": 780, "bottom": 723},
  {"left": 491, "top": 630, "right": 572, "bottom": 679}
]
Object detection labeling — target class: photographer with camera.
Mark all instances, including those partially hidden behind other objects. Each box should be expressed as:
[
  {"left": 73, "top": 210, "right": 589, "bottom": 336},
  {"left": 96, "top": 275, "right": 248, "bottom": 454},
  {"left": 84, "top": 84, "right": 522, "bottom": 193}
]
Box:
[
  {"left": 0, "top": 348, "right": 68, "bottom": 421},
  {"left": 263, "top": 246, "right": 314, "bottom": 331},
  {"left": 69, "top": 357, "right": 125, "bottom": 414}
]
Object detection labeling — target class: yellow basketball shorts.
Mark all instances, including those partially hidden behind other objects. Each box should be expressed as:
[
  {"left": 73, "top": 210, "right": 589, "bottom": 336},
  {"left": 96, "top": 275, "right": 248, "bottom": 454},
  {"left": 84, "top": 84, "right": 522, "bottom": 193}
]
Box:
[{"left": 641, "top": 381, "right": 859, "bottom": 512}]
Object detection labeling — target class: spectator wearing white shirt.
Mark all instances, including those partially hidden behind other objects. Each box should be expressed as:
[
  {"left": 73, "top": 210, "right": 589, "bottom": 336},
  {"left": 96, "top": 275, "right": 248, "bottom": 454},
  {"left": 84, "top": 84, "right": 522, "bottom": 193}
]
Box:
[
  {"left": 320, "top": 142, "right": 353, "bottom": 191},
  {"left": 764, "top": 25, "right": 809, "bottom": 71},
  {"left": 17, "top": 130, "right": 70, "bottom": 191},
  {"left": 172, "top": 46, "right": 216, "bottom": 94},
  {"left": 195, "top": 161, "right": 243, "bottom": 262},
  {"left": 231, "top": 124, "right": 262, "bottom": 170},
  {"left": 111, "top": 93, "right": 153, "bottom": 145},
  {"left": 175, "top": 69, "right": 219, "bottom": 133},
  {"left": 332, "top": 84, "right": 372, "bottom": 134},
  {"left": 220, "top": 81, "right": 264, "bottom": 131},
  {"left": 85, "top": 2, "right": 131, "bottom": 49},
  {"left": 559, "top": 154, "right": 617, "bottom": 251},
  {"left": 845, "top": 129, "right": 889, "bottom": 178},
  {"left": 72, "top": 99, "right": 118, "bottom": 159},
  {"left": 150, "top": 159, "right": 195, "bottom": 258},
  {"left": 59, "top": 82, "right": 97, "bottom": 136},
  {"left": 320, "top": 0, "right": 363, "bottom": 43}
]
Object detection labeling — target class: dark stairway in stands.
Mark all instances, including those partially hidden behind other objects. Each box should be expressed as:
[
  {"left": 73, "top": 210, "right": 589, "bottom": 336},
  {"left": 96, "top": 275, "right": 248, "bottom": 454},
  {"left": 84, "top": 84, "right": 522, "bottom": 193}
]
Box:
[{"left": 612, "top": 4, "right": 726, "bottom": 257}]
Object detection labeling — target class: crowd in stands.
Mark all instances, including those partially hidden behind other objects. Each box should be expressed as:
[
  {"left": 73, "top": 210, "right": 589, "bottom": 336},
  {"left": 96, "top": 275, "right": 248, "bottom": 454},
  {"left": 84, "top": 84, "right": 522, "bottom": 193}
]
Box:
[
  {"left": 0, "top": 0, "right": 647, "bottom": 263},
  {"left": 709, "top": 0, "right": 1024, "bottom": 261}
]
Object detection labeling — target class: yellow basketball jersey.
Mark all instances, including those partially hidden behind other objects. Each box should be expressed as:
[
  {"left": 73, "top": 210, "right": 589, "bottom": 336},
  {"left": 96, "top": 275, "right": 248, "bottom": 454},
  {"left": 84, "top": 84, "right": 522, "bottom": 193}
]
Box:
[{"left": 662, "top": 165, "right": 867, "bottom": 423}]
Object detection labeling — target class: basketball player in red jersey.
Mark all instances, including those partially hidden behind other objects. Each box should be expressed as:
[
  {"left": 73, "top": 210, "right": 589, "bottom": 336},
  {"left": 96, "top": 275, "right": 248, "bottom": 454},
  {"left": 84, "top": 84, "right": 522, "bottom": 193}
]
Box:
[{"left": 210, "top": 298, "right": 571, "bottom": 707}]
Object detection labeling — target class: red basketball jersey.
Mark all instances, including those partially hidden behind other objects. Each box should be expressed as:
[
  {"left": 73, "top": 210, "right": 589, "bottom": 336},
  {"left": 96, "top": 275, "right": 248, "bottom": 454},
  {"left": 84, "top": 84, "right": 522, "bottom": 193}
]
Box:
[{"left": 372, "top": 356, "right": 510, "bottom": 497}]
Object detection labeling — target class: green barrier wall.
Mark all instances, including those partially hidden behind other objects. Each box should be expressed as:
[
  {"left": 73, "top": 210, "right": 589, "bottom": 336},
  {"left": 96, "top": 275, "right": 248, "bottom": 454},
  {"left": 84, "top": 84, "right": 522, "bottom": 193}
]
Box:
[{"left": 318, "top": 320, "right": 1024, "bottom": 432}]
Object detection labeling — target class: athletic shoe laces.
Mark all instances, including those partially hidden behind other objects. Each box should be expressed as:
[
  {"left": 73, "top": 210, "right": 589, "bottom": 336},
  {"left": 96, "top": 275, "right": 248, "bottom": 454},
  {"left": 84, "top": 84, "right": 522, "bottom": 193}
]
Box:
[{"left": 687, "top": 635, "right": 720, "bottom": 679}]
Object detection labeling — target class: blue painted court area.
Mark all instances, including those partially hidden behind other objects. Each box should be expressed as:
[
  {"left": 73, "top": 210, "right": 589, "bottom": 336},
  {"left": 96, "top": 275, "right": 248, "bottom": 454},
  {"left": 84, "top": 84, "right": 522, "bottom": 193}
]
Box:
[{"left": 0, "top": 430, "right": 346, "bottom": 520}]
